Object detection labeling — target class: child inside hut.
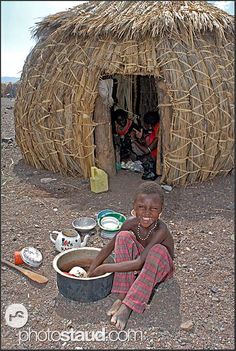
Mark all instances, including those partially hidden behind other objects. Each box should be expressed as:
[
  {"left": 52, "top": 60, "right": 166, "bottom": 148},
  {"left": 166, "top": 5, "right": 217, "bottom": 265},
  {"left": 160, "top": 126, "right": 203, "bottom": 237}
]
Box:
[
  {"left": 130, "top": 111, "right": 160, "bottom": 180},
  {"left": 112, "top": 109, "right": 141, "bottom": 162},
  {"left": 87, "top": 182, "right": 174, "bottom": 330}
]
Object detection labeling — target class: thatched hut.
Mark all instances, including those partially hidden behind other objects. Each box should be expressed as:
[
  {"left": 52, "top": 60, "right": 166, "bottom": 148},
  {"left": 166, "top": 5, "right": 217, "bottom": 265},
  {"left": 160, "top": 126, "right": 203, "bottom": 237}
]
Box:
[{"left": 14, "top": 1, "right": 234, "bottom": 185}]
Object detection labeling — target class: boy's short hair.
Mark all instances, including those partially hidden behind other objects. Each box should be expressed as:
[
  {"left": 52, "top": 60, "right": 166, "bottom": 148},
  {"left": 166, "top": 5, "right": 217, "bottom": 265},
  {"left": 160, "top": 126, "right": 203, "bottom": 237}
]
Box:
[
  {"left": 143, "top": 111, "right": 160, "bottom": 126},
  {"left": 113, "top": 109, "right": 128, "bottom": 121},
  {"left": 134, "top": 181, "right": 164, "bottom": 206}
]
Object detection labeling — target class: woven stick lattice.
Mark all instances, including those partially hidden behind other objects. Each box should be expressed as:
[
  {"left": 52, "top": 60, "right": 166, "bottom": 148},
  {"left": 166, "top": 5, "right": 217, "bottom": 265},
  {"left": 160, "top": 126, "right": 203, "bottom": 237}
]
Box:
[{"left": 14, "top": 2, "right": 234, "bottom": 184}]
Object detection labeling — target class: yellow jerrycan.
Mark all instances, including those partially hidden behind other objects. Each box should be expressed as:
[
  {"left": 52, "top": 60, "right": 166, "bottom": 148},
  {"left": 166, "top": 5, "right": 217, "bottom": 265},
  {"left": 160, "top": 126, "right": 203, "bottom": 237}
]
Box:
[{"left": 90, "top": 166, "right": 109, "bottom": 193}]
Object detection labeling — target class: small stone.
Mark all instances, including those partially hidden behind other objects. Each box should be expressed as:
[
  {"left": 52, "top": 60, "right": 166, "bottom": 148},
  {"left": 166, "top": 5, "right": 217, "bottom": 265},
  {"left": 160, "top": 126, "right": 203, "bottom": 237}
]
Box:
[
  {"left": 67, "top": 320, "right": 72, "bottom": 327},
  {"left": 212, "top": 297, "right": 220, "bottom": 302},
  {"left": 226, "top": 203, "right": 234, "bottom": 210},
  {"left": 186, "top": 247, "right": 191, "bottom": 251},
  {"left": 230, "top": 234, "right": 234, "bottom": 241},
  {"left": 161, "top": 184, "right": 172, "bottom": 192},
  {"left": 34, "top": 224, "right": 40, "bottom": 228},
  {"left": 53, "top": 208, "right": 58, "bottom": 212},
  {"left": 40, "top": 178, "right": 57, "bottom": 184},
  {"left": 210, "top": 287, "right": 217, "bottom": 293},
  {"left": 180, "top": 320, "right": 194, "bottom": 331}
]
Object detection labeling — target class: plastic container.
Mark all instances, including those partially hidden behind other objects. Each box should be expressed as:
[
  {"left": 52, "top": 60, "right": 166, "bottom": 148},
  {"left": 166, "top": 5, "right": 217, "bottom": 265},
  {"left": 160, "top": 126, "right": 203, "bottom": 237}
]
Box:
[
  {"left": 100, "top": 216, "right": 120, "bottom": 231},
  {"left": 90, "top": 166, "right": 108, "bottom": 193},
  {"left": 100, "top": 230, "right": 118, "bottom": 239},
  {"left": 14, "top": 251, "right": 24, "bottom": 265},
  {"left": 97, "top": 209, "right": 114, "bottom": 220},
  {"left": 98, "top": 212, "right": 126, "bottom": 240},
  {"left": 14, "top": 247, "right": 43, "bottom": 267}
]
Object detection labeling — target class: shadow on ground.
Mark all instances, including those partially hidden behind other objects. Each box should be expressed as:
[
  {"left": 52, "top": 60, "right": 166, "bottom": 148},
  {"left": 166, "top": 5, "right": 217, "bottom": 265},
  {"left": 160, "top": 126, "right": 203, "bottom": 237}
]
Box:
[{"left": 53, "top": 277, "right": 181, "bottom": 332}]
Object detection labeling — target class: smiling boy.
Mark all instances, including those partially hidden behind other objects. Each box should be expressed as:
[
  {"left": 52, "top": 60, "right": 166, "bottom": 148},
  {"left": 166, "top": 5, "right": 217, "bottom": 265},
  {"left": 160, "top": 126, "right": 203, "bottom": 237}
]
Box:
[{"left": 87, "top": 182, "right": 174, "bottom": 330}]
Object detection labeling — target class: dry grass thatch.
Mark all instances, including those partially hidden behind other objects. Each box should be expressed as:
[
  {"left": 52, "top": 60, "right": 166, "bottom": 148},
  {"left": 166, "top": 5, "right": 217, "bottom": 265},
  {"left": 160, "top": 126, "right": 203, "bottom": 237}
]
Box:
[{"left": 14, "top": 1, "right": 234, "bottom": 185}]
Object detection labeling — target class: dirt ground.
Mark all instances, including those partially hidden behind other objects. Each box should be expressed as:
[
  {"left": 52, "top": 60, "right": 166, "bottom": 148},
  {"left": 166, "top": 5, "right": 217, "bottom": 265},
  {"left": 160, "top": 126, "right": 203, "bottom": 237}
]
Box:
[{"left": 1, "top": 97, "right": 235, "bottom": 350}]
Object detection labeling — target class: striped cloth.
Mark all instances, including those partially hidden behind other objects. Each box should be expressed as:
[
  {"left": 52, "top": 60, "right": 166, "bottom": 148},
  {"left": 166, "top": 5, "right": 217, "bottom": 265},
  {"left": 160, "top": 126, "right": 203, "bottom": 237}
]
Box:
[{"left": 111, "top": 230, "right": 174, "bottom": 314}]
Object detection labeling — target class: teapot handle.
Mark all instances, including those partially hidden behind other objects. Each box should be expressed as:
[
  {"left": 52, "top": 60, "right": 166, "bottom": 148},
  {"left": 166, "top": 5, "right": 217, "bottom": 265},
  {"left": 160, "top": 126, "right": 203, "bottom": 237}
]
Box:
[{"left": 50, "top": 231, "right": 61, "bottom": 244}]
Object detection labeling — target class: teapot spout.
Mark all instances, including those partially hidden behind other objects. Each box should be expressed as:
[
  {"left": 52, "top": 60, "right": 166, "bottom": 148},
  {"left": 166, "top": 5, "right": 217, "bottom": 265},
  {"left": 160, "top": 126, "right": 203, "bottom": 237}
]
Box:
[{"left": 80, "top": 234, "right": 90, "bottom": 248}]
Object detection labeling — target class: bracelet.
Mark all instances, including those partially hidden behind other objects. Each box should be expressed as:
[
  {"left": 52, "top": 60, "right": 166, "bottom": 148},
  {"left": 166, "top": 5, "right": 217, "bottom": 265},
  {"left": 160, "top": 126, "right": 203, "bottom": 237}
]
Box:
[{"left": 147, "top": 146, "right": 151, "bottom": 153}]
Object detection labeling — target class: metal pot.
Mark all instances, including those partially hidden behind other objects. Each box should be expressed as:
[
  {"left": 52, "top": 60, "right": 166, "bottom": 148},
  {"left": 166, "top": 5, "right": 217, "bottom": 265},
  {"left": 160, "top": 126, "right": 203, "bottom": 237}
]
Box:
[{"left": 53, "top": 247, "right": 114, "bottom": 302}]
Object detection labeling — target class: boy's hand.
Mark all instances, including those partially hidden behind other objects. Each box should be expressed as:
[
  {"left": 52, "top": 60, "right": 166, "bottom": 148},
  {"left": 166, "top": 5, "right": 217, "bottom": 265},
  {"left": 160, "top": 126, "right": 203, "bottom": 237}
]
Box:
[
  {"left": 133, "top": 128, "right": 143, "bottom": 139},
  {"left": 87, "top": 264, "right": 107, "bottom": 277},
  {"left": 130, "top": 130, "right": 136, "bottom": 139}
]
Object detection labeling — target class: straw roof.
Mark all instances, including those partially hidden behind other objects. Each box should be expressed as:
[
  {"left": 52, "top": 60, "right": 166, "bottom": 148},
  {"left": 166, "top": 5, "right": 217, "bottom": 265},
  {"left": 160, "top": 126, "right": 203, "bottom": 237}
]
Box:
[
  {"left": 14, "top": 1, "right": 234, "bottom": 185},
  {"left": 32, "top": 1, "right": 234, "bottom": 41}
]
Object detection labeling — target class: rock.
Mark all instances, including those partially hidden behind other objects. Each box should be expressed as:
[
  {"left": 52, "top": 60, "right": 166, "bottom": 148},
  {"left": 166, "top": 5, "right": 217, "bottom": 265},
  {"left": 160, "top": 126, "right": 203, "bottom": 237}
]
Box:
[
  {"left": 226, "top": 203, "right": 234, "bottom": 210},
  {"left": 161, "top": 184, "right": 172, "bottom": 192},
  {"left": 182, "top": 264, "right": 188, "bottom": 268},
  {"left": 40, "top": 178, "right": 57, "bottom": 184},
  {"left": 210, "top": 287, "right": 217, "bottom": 293},
  {"left": 180, "top": 320, "right": 194, "bottom": 331},
  {"left": 212, "top": 297, "right": 220, "bottom": 302},
  {"left": 149, "top": 339, "right": 154, "bottom": 346},
  {"left": 67, "top": 320, "right": 72, "bottom": 327},
  {"left": 230, "top": 234, "right": 234, "bottom": 241}
]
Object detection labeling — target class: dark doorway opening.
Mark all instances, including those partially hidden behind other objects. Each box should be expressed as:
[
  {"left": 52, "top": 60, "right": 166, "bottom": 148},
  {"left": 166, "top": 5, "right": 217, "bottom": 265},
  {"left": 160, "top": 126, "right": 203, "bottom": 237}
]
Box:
[{"left": 109, "top": 74, "right": 162, "bottom": 179}]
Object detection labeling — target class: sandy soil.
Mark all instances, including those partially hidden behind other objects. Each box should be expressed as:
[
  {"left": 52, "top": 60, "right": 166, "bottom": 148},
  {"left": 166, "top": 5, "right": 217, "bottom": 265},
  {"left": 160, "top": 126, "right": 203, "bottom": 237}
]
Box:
[{"left": 1, "top": 97, "right": 234, "bottom": 349}]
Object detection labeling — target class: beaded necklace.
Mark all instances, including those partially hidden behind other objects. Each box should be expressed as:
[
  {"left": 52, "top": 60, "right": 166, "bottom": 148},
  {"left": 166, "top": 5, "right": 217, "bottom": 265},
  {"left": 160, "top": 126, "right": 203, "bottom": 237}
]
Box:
[{"left": 136, "top": 220, "right": 159, "bottom": 241}]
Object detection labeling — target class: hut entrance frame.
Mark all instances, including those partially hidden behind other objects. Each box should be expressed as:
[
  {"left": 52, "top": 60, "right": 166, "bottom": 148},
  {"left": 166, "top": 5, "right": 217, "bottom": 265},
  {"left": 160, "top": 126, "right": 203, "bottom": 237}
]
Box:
[{"left": 93, "top": 73, "right": 171, "bottom": 179}]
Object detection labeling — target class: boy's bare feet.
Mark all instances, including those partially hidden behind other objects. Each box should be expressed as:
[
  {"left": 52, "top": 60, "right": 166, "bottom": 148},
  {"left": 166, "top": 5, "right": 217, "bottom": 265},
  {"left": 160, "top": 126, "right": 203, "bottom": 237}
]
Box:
[
  {"left": 110, "top": 303, "right": 132, "bottom": 330},
  {"left": 106, "top": 293, "right": 126, "bottom": 316},
  {"left": 106, "top": 299, "right": 122, "bottom": 316}
]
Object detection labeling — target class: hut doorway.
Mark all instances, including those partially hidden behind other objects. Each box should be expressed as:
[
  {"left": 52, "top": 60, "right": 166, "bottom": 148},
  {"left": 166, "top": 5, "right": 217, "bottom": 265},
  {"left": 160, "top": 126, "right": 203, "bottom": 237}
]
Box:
[
  {"left": 111, "top": 75, "right": 163, "bottom": 176},
  {"left": 93, "top": 74, "right": 164, "bottom": 177},
  {"left": 112, "top": 75, "right": 159, "bottom": 119}
]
